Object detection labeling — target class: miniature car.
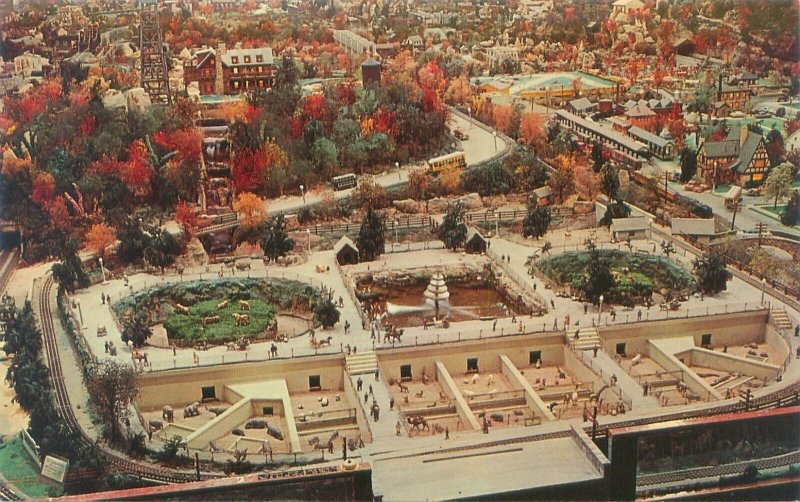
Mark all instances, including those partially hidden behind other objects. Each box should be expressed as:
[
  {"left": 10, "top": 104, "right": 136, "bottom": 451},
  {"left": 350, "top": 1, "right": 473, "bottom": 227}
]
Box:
[{"left": 454, "top": 129, "right": 469, "bottom": 140}]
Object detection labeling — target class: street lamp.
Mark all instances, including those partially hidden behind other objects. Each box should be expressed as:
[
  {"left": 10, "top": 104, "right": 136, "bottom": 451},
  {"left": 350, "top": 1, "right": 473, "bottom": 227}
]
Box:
[
  {"left": 75, "top": 299, "right": 85, "bottom": 329},
  {"left": 299, "top": 184, "right": 306, "bottom": 205},
  {"left": 598, "top": 295, "right": 604, "bottom": 324},
  {"left": 306, "top": 228, "right": 311, "bottom": 255},
  {"left": 395, "top": 161, "right": 401, "bottom": 181},
  {"left": 99, "top": 257, "right": 108, "bottom": 285},
  {"left": 760, "top": 278, "right": 767, "bottom": 305},
  {"left": 493, "top": 131, "right": 498, "bottom": 152}
]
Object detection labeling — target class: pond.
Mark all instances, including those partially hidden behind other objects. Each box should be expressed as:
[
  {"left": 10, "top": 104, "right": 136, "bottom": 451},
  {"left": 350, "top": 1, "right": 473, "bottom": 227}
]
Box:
[{"left": 357, "top": 280, "right": 512, "bottom": 328}]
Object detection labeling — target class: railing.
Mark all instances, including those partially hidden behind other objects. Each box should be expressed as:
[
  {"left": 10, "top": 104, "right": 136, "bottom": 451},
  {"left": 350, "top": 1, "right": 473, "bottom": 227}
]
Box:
[
  {"left": 573, "top": 347, "right": 634, "bottom": 411},
  {"left": 486, "top": 247, "right": 547, "bottom": 314},
  {"left": 465, "top": 207, "right": 574, "bottom": 224},
  {"left": 448, "top": 106, "right": 514, "bottom": 170}
]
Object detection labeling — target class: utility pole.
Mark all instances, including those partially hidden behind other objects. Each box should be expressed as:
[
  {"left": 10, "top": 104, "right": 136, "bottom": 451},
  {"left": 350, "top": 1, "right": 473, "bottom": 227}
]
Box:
[{"left": 730, "top": 200, "right": 739, "bottom": 231}]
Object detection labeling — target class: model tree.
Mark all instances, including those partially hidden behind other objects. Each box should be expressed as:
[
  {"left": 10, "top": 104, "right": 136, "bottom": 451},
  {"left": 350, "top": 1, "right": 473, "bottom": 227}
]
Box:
[
  {"left": 86, "top": 223, "right": 116, "bottom": 260},
  {"left": 144, "top": 227, "right": 182, "bottom": 274},
  {"left": 578, "top": 244, "right": 616, "bottom": 304},
  {"left": 51, "top": 238, "right": 89, "bottom": 294},
  {"left": 437, "top": 201, "right": 468, "bottom": 250},
  {"left": 598, "top": 198, "right": 631, "bottom": 227},
  {"left": 357, "top": 208, "right": 385, "bottom": 262},
  {"left": 599, "top": 162, "right": 620, "bottom": 198},
  {"left": 522, "top": 197, "right": 552, "bottom": 239},
  {"left": 679, "top": 147, "right": 697, "bottom": 182},
  {"left": 693, "top": 251, "right": 732, "bottom": 295},
  {"left": 660, "top": 240, "right": 676, "bottom": 259},
  {"left": 87, "top": 360, "right": 141, "bottom": 441},
  {"left": 121, "top": 313, "right": 152, "bottom": 348},
  {"left": 314, "top": 296, "right": 340, "bottom": 329},
  {"left": 260, "top": 214, "right": 295, "bottom": 262},
  {"left": 763, "top": 162, "right": 794, "bottom": 208},
  {"left": 781, "top": 191, "right": 800, "bottom": 226}
]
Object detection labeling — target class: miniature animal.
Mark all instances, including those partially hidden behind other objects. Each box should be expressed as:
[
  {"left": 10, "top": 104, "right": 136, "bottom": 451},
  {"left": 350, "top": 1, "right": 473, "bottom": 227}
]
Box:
[
  {"left": 415, "top": 390, "right": 424, "bottom": 398},
  {"left": 148, "top": 419, "right": 163, "bottom": 431},
  {"left": 235, "top": 261, "right": 251, "bottom": 271},
  {"left": 471, "top": 373, "right": 479, "bottom": 385},
  {"left": 202, "top": 315, "right": 220, "bottom": 326},
  {"left": 208, "top": 406, "right": 228, "bottom": 416},
  {"left": 245, "top": 418, "right": 267, "bottom": 429},
  {"left": 217, "top": 300, "right": 229, "bottom": 309},
  {"left": 183, "top": 405, "right": 199, "bottom": 418},
  {"left": 175, "top": 303, "right": 190, "bottom": 315},
  {"left": 162, "top": 405, "right": 174, "bottom": 422},
  {"left": 232, "top": 312, "right": 250, "bottom": 326},
  {"left": 398, "top": 382, "right": 409, "bottom": 393},
  {"left": 232, "top": 428, "right": 245, "bottom": 436},
  {"left": 407, "top": 416, "right": 430, "bottom": 432},
  {"left": 267, "top": 424, "right": 284, "bottom": 441},
  {"left": 238, "top": 300, "right": 250, "bottom": 310}
]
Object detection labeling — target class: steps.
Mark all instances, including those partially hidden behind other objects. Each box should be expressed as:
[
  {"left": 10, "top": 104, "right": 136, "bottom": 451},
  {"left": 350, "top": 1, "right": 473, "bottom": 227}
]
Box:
[
  {"left": 346, "top": 351, "right": 378, "bottom": 375},
  {"left": 571, "top": 327, "right": 601, "bottom": 352},
  {"left": 771, "top": 309, "right": 793, "bottom": 331}
]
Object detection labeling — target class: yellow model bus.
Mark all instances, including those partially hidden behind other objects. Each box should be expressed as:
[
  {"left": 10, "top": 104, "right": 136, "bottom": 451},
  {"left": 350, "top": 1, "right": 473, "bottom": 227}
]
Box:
[{"left": 427, "top": 152, "right": 466, "bottom": 172}]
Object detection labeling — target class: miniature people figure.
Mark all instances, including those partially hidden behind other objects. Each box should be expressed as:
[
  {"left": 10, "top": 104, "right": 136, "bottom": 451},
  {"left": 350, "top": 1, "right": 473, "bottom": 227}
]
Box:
[
  {"left": 101, "top": 292, "right": 106, "bottom": 305},
  {"left": 637, "top": 310, "right": 642, "bottom": 321},
  {"left": 493, "top": 319, "right": 497, "bottom": 331},
  {"left": 375, "top": 368, "right": 380, "bottom": 381},
  {"left": 172, "top": 345, "right": 177, "bottom": 356},
  {"left": 550, "top": 299, "right": 555, "bottom": 308},
  {"left": 104, "top": 340, "right": 109, "bottom": 353},
  {"left": 353, "top": 346, "right": 357, "bottom": 355},
  {"left": 389, "top": 397, "right": 395, "bottom": 410},
  {"left": 364, "top": 392, "right": 369, "bottom": 404},
  {"left": 368, "top": 384, "right": 373, "bottom": 396},
  {"left": 344, "top": 320, "right": 350, "bottom": 334},
  {"left": 396, "top": 421, "right": 402, "bottom": 436},
  {"left": 593, "top": 346, "right": 598, "bottom": 357},
  {"left": 445, "top": 426, "right": 450, "bottom": 439},
  {"left": 584, "top": 304, "right": 588, "bottom": 314},
  {"left": 795, "top": 325, "right": 799, "bottom": 337},
  {"left": 357, "top": 377, "right": 363, "bottom": 391}
]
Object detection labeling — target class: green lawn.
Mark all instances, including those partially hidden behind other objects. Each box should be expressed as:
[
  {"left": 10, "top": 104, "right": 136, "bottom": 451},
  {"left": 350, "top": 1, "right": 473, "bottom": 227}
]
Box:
[
  {"left": 763, "top": 205, "right": 787, "bottom": 216},
  {"left": 163, "top": 298, "right": 277, "bottom": 343},
  {"left": 0, "top": 436, "right": 60, "bottom": 498}
]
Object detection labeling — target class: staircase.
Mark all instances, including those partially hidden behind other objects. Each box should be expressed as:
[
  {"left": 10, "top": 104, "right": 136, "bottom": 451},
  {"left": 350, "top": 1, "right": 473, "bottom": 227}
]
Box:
[
  {"left": 570, "top": 327, "right": 601, "bottom": 352},
  {"left": 346, "top": 351, "right": 378, "bottom": 375},
  {"left": 771, "top": 309, "right": 793, "bottom": 332}
]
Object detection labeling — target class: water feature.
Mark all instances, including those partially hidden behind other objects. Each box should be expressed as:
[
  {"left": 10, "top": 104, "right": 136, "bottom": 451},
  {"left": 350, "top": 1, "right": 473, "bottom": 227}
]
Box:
[{"left": 357, "top": 272, "right": 512, "bottom": 328}]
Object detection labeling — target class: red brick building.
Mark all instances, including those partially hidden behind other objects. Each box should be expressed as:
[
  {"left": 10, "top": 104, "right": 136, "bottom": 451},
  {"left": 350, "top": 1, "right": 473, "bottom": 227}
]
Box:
[
  {"left": 624, "top": 103, "right": 657, "bottom": 132},
  {"left": 184, "top": 46, "right": 275, "bottom": 96}
]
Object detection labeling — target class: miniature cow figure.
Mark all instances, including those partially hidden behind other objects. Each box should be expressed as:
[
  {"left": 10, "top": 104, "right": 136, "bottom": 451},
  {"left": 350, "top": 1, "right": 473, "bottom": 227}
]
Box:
[
  {"left": 232, "top": 312, "right": 251, "bottom": 327},
  {"left": 238, "top": 300, "right": 250, "bottom": 310},
  {"left": 175, "top": 304, "right": 190, "bottom": 315},
  {"left": 202, "top": 315, "right": 220, "bottom": 326},
  {"left": 217, "top": 300, "right": 229, "bottom": 309},
  {"left": 162, "top": 405, "right": 174, "bottom": 422},
  {"left": 235, "top": 261, "right": 251, "bottom": 271}
]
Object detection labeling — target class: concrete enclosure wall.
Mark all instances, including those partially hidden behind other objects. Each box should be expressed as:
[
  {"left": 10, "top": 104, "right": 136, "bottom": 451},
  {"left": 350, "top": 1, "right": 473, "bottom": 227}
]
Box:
[
  {"left": 690, "top": 347, "right": 780, "bottom": 381},
  {"left": 376, "top": 332, "right": 565, "bottom": 383},
  {"left": 599, "top": 311, "right": 768, "bottom": 356},
  {"left": 138, "top": 355, "right": 345, "bottom": 409},
  {"left": 647, "top": 341, "right": 722, "bottom": 401},
  {"left": 500, "top": 355, "right": 556, "bottom": 421}
]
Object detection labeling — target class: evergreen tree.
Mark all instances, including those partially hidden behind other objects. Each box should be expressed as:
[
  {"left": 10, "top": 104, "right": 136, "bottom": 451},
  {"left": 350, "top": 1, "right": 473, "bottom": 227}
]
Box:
[
  {"left": 87, "top": 360, "right": 141, "bottom": 441},
  {"left": 599, "top": 162, "right": 620, "bottom": 198},
  {"left": 116, "top": 218, "right": 151, "bottom": 264},
  {"left": 522, "top": 197, "right": 551, "bottom": 239},
  {"left": 357, "top": 208, "right": 385, "bottom": 262},
  {"left": 121, "top": 313, "right": 152, "bottom": 348},
  {"left": 679, "top": 147, "right": 697, "bottom": 182},
  {"left": 591, "top": 142, "right": 604, "bottom": 173},
  {"left": 314, "top": 296, "right": 340, "bottom": 329},
  {"left": 51, "top": 238, "right": 89, "bottom": 294},
  {"left": 260, "top": 214, "right": 295, "bottom": 262},
  {"left": 144, "top": 227, "right": 182, "bottom": 274},
  {"left": 781, "top": 191, "right": 800, "bottom": 226},
  {"left": 577, "top": 246, "right": 615, "bottom": 304},
  {"left": 693, "top": 251, "right": 732, "bottom": 295},
  {"left": 599, "top": 198, "right": 631, "bottom": 227},
  {"left": 436, "top": 201, "right": 468, "bottom": 250}
]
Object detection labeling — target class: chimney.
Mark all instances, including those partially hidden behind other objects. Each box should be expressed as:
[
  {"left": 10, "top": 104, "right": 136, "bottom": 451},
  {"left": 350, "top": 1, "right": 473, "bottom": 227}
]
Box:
[
  {"left": 214, "top": 43, "right": 225, "bottom": 95},
  {"left": 740, "top": 124, "right": 748, "bottom": 148}
]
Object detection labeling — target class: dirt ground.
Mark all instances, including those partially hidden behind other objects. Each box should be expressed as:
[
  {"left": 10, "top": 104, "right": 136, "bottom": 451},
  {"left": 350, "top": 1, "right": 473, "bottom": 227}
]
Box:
[
  {"left": 404, "top": 414, "right": 465, "bottom": 437},
  {"left": 291, "top": 390, "right": 352, "bottom": 416},
  {"left": 519, "top": 364, "right": 585, "bottom": 391},
  {"left": 214, "top": 415, "right": 293, "bottom": 454},
  {"left": 717, "top": 342, "right": 785, "bottom": 367},
  {"left": 389, "top": 379, "right": 449, "bottom": 410},
  {"left": 474, "top": 405, "right": 535, "bottom": 428},
  {"left": 454, "top": 372, "right": 515, "bottom": 395}
]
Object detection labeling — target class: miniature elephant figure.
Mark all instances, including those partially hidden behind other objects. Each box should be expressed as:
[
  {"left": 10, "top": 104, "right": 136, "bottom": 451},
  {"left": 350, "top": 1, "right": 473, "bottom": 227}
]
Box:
[
  {"left": 162, "top": 405, "right": 174, "bottom": 422},
  {"left": 183, "top": 404, "right": 200, "bottom": 418}
]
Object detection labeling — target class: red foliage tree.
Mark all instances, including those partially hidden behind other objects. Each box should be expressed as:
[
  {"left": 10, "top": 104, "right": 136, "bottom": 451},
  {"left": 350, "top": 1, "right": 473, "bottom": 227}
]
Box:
[
  {"left": 174, "top": 201, "right": 200, "bottom": 236},
  {"left": 125, "top": 140, "right": 153, "bottom": 198},
  {"left": 31, "top": 172, "right": 56, "bottom": 208},
  {"left": 48, "top": 195, "right": 71, "bottom": 228},
  {"left": 288, "top": 117, "right": 304, "bottom": 140},
  {"left": 231, "top": 147, "right": 269, "bottom": 194},
  {"left": 302, "top": 94, "right": 326, "bottom": 121},
  {"left": 372, "top": 108, "right": 398, "bottom": 138},
  {"left": 153, "top": 128, "right": 203, "bottom": 163}
]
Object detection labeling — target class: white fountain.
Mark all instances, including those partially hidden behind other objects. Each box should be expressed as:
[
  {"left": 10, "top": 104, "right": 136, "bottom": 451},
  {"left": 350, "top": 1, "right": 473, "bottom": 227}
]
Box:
[{"left": 424, "top": 271, "right": 450, "bottom": 319}]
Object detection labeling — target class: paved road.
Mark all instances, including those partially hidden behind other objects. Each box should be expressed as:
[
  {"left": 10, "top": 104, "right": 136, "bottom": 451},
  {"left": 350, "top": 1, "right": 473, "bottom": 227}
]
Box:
[
  {"left": 667, "top": 181, "right": 800, "bottom": 238},
  {"left": 264, "top": 112, "right": 509, "bottom": 216}
]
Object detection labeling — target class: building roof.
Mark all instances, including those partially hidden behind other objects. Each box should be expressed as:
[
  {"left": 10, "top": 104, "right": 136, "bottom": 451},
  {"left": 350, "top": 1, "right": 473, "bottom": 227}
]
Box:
[
  {"left": 568, "top": 97, "right": 595, "bottom": 112},
  {"left": 702, "top": 140, "right": 739, "bottom": 158},
  {"left": 612, "top": 0, "right": 644, "bottom": 7},
  {"left": 729, "top": 129, "right": 763, "bottom": 174},
  {"left": 628, "top": 126, "right": 673, "bottom": 148},
  {"left": 555, "top": 110, "right": 648, "bottom": 154},
  {"left": 671, "top": 218, "right": 715, "bottom": 236},
  {"left": 700, "top": 127, "right": 764, "bottom": 174},
  {"left": 533, "top": 185, "right": 552, "bottom": 198},
  {"left": 624, "top": 103, "right": 656, "bottom": 118},
  {"left": 465, "top": 227, "right": 485, "bottom": 243},
  {"left": 333, "top": 236, "right": 358, "bottom": 255},
  {"left": 610, "top": 217, "right": 649, "bottom": 233},
  {"left": 221, "top": 48, "right": 274, "bottom": 67}
]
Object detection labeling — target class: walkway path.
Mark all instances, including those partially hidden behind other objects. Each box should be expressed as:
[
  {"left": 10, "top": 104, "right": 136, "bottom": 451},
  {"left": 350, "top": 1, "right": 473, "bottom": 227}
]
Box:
[{"left": 348, "top": 373, "right": 403, "bottom": 441}]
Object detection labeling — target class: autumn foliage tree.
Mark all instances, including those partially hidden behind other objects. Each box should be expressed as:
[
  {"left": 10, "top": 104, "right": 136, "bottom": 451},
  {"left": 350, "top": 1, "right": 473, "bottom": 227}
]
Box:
[
  {"left": 86, "top": 223, "right": 116, "bottom": 259},
  {"left": 518, "top": 113, "right": 546, "bottom": 151}
]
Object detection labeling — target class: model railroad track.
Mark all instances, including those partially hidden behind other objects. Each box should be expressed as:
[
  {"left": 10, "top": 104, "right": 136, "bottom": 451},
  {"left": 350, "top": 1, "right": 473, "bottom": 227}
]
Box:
[
  {"left": 36, "top": 277, "right": 203, "bottom": 485},
  {"left": 0, "top": 482, "right": 23, "bottom": 501}
]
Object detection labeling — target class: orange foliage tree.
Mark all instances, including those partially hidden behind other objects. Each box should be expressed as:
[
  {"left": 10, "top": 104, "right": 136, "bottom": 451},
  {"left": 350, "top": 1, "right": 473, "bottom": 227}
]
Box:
[
  {"left": 86, "top": 223, "right": 116, "bottom": 258},
  {"left": 518, "top": 113, "right": 546, "bottom": 151}
]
